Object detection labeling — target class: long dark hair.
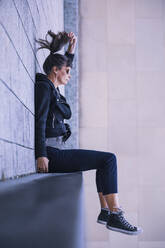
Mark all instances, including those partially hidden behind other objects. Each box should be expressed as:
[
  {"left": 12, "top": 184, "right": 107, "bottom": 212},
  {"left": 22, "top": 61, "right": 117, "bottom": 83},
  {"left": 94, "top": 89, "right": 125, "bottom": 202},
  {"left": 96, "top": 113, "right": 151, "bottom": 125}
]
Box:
[{"left": 35, "top": 30, "right": 71, "bottom": 75}]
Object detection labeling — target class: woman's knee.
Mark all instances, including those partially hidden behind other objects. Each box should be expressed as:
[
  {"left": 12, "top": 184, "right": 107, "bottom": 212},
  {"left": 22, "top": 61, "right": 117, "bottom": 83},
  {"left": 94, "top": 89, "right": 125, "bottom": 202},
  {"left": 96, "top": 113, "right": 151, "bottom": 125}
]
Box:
[
  {"left": 108, "top": 152, "right": 116, "bottom": 160},
  {"left": 106, "top": 152, "right": 117, "bottom": 168}
]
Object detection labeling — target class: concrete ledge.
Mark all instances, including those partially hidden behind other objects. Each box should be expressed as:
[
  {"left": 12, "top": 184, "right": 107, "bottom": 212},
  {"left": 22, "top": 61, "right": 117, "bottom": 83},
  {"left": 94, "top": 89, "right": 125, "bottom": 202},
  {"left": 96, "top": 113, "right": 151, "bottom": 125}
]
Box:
[{"left": 0, "top": 172, "right": 84, "bottom": 248}]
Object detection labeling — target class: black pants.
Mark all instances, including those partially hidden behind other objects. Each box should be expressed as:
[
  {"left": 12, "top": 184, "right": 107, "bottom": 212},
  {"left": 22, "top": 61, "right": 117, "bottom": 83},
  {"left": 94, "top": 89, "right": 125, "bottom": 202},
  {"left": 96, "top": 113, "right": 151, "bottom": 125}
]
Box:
[{"left": 47, "top": 146, "right": 118, "bottom": 195}]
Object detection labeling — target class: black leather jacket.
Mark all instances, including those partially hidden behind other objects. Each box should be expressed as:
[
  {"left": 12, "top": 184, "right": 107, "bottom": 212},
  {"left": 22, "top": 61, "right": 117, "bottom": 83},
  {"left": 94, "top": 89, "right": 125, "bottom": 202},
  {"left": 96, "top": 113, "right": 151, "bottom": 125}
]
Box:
[{"left": 35, "top": 52, "right": 74, "bottom": 159}]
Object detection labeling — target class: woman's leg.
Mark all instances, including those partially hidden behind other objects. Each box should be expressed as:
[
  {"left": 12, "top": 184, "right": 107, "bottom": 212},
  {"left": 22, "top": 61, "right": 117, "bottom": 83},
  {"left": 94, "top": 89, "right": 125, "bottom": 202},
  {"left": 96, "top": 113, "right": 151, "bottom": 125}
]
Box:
[
  {"left": 97, "top": 192, "right": 120, "bottom": 212},
  {"left": 47, "top": 146, "right": 119, "bottom": 211},
  {"left": 96, "top": 171, "right": 108, "bottom": 208},
  {"left": 104, "top": 193, "right": 120, "bottom": 211},
  {"left": 98, "top": 192, "right": 108, "bottom": 209},
  {"left": 96, "top": 169, "right": 119, "bottom": 211},
  {"left": 47, "top": 146, "right": 143, "bottom": 235}
]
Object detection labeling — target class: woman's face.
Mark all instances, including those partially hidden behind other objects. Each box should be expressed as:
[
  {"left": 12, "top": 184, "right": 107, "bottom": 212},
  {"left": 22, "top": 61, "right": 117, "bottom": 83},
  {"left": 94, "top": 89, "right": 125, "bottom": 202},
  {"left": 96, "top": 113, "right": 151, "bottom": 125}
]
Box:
[{"left": 56, "top": 66, "right": 71, "bottom": 86}]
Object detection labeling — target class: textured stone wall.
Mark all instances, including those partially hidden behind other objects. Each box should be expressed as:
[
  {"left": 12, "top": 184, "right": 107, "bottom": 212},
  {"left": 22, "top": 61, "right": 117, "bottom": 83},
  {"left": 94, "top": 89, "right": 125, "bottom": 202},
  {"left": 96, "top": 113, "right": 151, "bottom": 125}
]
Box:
[
  {"left": 64, "top": 0, "right": 79, "bottom": 149},
  {"left": 0, "top": 0, "right": 64, "bottom": 180}
]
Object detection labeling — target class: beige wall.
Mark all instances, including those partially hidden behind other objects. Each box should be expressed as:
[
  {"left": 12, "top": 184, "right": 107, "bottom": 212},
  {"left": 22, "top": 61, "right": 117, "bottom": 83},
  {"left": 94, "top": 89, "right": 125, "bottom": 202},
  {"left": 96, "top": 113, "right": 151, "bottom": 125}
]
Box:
[{"left": 79, "top": 0, "right": 165, "bottom": 248}]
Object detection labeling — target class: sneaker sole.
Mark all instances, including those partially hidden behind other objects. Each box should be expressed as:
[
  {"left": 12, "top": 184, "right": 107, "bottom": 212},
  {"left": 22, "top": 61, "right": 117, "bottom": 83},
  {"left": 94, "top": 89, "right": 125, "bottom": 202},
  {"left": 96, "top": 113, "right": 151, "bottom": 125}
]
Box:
[
  {"left": 106, "top": 225, "right": 143, "bottom": 235},
  {"left": 97, "top": 219, "right": 107, "bottom": 225}
]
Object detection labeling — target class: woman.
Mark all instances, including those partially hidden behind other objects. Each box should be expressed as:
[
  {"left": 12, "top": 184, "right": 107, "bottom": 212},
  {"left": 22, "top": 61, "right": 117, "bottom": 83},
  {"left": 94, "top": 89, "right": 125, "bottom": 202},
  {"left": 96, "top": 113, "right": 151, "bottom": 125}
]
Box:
[{"left": 35, "top": 30, "right": 143, "bottom": 235}]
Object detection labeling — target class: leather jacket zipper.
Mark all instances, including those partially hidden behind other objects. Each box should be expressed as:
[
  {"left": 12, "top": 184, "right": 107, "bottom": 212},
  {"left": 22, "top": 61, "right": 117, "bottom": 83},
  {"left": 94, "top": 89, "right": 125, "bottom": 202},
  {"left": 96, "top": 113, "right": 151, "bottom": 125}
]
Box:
[{"left": 52, "top": 113, "right": 55, "bottom": 128}]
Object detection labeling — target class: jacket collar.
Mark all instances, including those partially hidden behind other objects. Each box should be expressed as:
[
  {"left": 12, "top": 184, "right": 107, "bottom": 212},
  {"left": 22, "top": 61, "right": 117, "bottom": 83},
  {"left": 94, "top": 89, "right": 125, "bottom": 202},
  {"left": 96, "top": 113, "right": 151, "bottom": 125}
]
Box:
[{"left": 35, "top": 73, "right": 59, "bottom": 92}]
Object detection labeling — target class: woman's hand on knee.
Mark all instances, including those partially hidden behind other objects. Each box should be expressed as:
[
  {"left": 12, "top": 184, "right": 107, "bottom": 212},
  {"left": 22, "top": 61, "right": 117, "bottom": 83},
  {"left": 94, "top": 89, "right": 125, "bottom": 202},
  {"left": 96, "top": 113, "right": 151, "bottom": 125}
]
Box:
[{"left": 37, "top": 157, "right": 49, "bottom": 173}]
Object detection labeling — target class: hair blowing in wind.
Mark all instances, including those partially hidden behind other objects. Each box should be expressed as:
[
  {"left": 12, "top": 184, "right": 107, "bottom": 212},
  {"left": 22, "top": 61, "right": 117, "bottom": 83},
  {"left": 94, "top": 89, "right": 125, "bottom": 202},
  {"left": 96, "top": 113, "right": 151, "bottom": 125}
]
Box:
[
  {"left": 35, "top": 30, "right": 72, "bottom": 74},
  {"left": 35, "top": 30, "right": 70, "bottom": 54}
]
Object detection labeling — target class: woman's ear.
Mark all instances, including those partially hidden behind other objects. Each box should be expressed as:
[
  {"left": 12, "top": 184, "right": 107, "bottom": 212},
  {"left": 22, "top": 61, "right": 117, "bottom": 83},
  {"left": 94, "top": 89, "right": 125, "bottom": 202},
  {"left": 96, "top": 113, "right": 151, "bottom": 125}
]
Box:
[{"left": 52, "top": 66, "right": 59, "bottom": 74}]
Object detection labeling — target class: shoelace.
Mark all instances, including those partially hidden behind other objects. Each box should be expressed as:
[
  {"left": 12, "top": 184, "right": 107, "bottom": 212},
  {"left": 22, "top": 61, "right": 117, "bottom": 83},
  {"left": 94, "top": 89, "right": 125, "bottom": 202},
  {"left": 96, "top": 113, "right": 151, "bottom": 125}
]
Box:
[
  {"left": 113, "top": 207, "right": 135, "bottom": 230},
  {"left": 118, "top": 212, "right": 135, "bottom": 229}
]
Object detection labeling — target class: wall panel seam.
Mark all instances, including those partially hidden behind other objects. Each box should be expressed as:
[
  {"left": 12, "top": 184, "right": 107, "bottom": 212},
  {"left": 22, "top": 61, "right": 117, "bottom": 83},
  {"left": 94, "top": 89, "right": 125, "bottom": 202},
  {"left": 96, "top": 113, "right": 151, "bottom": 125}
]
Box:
[
  {"left": 0, "top": 78, "right": 34, "bottom": 116},
  {"left": 12, "top": 0, "right": 42, "bottom": 72},
  {"left": 0, "top": 138, "right": 34, "bottom": 150},
  {"left": 0, "top": 23, "right": 35, "bottom": 85}
]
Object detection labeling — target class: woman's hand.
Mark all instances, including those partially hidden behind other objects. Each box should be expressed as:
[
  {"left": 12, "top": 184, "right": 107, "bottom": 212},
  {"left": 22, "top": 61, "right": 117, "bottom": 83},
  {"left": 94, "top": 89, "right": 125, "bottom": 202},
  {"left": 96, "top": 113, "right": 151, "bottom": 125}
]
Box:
[
  {"left": 37, "top": 157, "right": 49, "bottom": 173},
  {"left": 67, "top": 32, "right": 77, "bottom": 54}
]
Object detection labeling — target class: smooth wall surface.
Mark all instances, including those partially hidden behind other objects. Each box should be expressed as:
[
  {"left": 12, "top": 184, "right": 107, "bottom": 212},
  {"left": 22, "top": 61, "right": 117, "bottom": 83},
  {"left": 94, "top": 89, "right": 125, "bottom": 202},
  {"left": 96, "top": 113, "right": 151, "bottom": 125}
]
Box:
[
  {"left": 0, "top": 0, "right": 64, "bottom": 180},
  {"left": 79, "top": 0, "right": 165, "bottom": 248}
]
